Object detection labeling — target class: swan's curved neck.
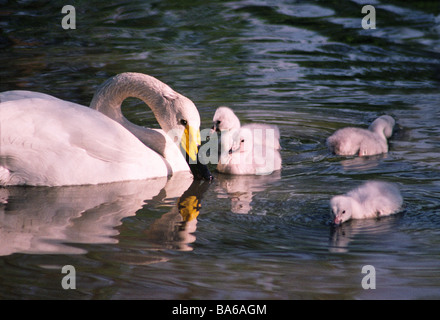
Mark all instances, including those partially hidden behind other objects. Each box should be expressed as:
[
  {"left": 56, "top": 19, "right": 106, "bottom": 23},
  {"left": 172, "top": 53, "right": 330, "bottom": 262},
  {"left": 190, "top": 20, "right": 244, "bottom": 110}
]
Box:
[
  {"left": 90, "top": 72, "right": 176, "bottom": 132},
  {"left": 370, "top": 125, "right": 388, "bottom": 140},
  {"left": 86, "top": 72, "right": 211, "bottom": 180},
  {"left": 369, "top": 117, "right": 394, "bottom": 140},
  {"left": 89, "top": 72, "right": 187, "bottom": 172}
]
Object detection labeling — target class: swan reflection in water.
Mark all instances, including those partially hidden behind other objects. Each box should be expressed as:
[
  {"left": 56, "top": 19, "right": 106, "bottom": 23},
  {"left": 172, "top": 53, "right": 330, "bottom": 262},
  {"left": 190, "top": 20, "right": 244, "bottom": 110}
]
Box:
[
  {"left": 0, "top": 172, "right": 211, "bottom": 256},
  {"left": 215, "top": 171, "right": 281, "bottom": 214},
  {"left": 143, "top": 178, "right": 210, "bottom": 252},
  {"left": 339, "top": 153, "right": 388, "bottom": 172},
  {"left": 328, "top": 214, "right": 402, "bottom": 253}
]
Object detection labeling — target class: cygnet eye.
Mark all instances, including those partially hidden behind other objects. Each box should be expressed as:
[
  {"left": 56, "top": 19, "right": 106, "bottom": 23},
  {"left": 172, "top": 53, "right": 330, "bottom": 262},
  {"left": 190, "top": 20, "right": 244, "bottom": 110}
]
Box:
[{"left": 180, "top": 119, "right": 188, "bottom": 126}]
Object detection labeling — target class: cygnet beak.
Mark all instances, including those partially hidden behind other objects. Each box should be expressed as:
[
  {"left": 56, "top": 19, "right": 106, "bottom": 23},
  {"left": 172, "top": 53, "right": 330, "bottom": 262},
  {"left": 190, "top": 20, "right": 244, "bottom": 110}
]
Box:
[{"left": 211, "top": 124, "right": 221, "bottom": 133}]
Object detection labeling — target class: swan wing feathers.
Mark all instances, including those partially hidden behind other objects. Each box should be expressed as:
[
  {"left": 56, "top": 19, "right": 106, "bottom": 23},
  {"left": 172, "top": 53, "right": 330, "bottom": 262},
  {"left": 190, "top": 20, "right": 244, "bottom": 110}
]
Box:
[{"left": 0, "top": 98, "right": 167, "bottom": 185}]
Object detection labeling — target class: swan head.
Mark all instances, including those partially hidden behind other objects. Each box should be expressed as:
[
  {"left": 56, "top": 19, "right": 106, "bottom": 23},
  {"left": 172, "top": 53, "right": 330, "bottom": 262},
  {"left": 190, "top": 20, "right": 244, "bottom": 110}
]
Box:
[
  {"left": 228, "top": 125, "right": 279, "bottom": 154},
  {"left": 229, "top": 127, "right": 253, "bottom": 154},
  {"left": 158, "top": 93, "right": 200, "bottom": 157},
  {"left": 369, "top": 115, "right": 395, "bottom": 139},
  {"left": 330, "top": 195, "right": 353, "bottom": 225},
  {"left": 211, "top": 106, "right": 241, "bottom": 133},
  {"left": 161, "top": 93, "right": 213, "bottom": 181}
]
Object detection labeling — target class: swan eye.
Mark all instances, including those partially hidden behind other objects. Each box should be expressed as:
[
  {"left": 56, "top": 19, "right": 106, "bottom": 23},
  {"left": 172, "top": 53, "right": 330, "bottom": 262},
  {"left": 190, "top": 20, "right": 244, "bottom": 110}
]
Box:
[
  {"left": 342, "top": 210, "right": 346, "bottom": 214},
  {"left": 180, "top": 119, "right": 188, "bottom": 126},
  {"left": 216, "top": 120, "right": 221, "bottom": 125}
]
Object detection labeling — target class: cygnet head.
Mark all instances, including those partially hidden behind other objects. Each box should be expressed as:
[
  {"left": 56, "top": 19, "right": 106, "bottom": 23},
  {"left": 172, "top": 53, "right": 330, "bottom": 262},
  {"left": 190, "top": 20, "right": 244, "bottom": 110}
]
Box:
[
  {"left": 229, "top": 127, "right": 253, "bottom": 154},
  {"left": 369, "top": 115, "right": 395, "bottom": 139},
  {"left": 212, "top": 106, "right": 241, "bottom": 133},
  {"left": 330, "top": 195, "right": 354, "bottom": 225}
]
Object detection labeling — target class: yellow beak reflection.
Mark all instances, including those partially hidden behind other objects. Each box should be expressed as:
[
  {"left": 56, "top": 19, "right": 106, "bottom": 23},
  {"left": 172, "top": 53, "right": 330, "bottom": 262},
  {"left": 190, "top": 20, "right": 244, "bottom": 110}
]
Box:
[
  {"left": 181, "top": 125, "right": 201, "bottom": 163},
  {"left": 179, "top": 195, "right": 201, "bottom": 221}
]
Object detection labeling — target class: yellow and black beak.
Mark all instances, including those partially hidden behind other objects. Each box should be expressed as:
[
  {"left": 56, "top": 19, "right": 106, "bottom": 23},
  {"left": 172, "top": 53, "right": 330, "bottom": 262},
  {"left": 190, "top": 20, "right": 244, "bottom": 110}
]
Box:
[
  {"left": 180, "top": 124, "right": 213, "bottom": 181},
  {"left": 181, "top": 125, "right": 201, "bottom": 163}
]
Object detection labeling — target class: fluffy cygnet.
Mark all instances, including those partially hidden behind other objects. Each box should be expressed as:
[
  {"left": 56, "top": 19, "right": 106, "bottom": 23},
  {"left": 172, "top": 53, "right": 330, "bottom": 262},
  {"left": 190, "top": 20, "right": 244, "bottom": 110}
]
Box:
[
  {"left": 217, "top": 124, "right": 282, "bottom": 175},
  {"left": 330, "top": 181, "right": 403, "bottom": 225},
  {"left": 211, "top": 106, "right": 281, "bottom": 175},
  {"left": 326, "top": 115, "right": 395, "bottom": 156}
]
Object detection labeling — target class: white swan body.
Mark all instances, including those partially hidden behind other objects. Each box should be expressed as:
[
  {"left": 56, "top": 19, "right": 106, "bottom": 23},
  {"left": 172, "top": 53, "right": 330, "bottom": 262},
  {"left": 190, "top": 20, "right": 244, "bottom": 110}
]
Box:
[
  {"left": 1, "top": 90, "right": 189, "bottom": 175},
  {"left": 212, "top": 106, "right": 281, "bottom": 175},
  {"left": 0, "top": 98, "right": 168, "bottom": 185},
  {"left": 0, "top": 90, "right": 61, "bottom": 102},
  {"left": 326, "top": 115, "right": 395, "bottom": 156},
  {"left": 330, "top": 181, "right": 403, "bottom": 225},
  {"left": 0, "top": 73, "right": 210, "bottom": 186}
]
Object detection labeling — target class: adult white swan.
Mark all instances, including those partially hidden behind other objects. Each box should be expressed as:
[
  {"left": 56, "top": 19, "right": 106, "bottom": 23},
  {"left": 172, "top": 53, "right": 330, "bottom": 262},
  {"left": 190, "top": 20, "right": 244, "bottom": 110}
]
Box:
[{"left": 0, "top": 72, "right": 212, "bottom": 186}]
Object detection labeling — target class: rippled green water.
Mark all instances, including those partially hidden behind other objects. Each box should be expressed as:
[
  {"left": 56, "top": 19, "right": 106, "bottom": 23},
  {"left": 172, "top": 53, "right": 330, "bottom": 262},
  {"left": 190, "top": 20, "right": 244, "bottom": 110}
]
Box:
[{"left": 1, "top": 0, "right": 440, "bottom": 299}]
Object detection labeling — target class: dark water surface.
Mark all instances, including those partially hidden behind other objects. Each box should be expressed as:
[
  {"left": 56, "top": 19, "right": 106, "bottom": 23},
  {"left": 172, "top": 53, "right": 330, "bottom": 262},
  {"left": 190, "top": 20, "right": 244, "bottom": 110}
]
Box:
[{"left": 1, "top": 0, "right": 440, "bottom": 299}]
